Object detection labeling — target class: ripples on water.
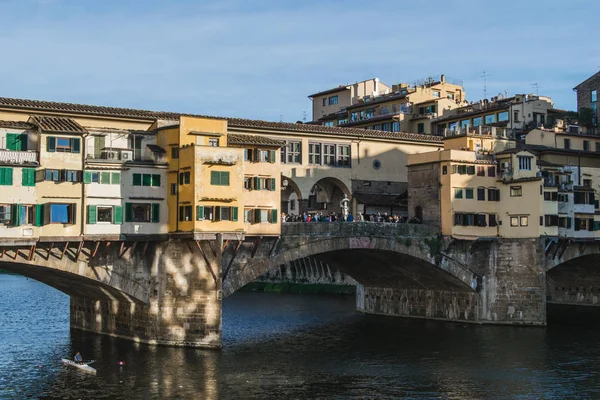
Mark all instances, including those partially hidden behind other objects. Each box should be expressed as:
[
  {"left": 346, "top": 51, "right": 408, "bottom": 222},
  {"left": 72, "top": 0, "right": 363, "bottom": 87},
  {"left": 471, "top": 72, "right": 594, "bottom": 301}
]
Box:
[{"left": 2, "top": 274, "right": 600, "bottom": 399}]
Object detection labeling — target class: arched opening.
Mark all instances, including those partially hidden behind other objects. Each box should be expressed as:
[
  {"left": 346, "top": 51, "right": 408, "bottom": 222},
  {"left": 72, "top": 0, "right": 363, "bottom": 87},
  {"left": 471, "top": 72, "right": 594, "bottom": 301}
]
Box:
[
  {"left": 308, "top": 177, "right": 351, "bottom": 214},
  {"left": 414, "top": 206, "right": 423, "bottom": 222},
  {"left": 281, "top": 176, "right": 303, "bottom": 217}
]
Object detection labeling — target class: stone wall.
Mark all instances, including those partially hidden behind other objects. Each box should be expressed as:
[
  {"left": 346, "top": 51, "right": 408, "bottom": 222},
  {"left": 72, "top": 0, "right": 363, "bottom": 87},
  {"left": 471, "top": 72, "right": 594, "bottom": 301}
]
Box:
[
  {"left": 576, "top": 73, "right": 600, "bottom": 113},
  {"left": 256, "top": 258, "right": 357, "bottom": 286},
  {"left": 407, "top": 162, "right": 440, "bottom": 225}
]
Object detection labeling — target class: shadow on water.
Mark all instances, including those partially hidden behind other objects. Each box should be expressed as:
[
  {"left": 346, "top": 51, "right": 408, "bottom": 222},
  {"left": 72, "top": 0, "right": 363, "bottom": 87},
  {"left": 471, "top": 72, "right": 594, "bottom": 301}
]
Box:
[{"left": 4, "top": 274, "right": 600, "bottom": 399}]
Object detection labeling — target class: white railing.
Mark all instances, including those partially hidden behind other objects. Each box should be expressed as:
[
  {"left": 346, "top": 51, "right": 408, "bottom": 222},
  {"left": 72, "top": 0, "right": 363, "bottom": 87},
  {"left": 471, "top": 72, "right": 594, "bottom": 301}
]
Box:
[{"left": 0, "top": 150, "right": 38, "bottom": 164}]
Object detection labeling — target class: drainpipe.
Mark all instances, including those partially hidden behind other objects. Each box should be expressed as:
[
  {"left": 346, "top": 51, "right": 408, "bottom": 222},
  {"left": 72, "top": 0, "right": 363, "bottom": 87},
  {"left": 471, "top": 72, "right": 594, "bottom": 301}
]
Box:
[{"left": 81, "top": 133, "right": 89, "bottom": 237}]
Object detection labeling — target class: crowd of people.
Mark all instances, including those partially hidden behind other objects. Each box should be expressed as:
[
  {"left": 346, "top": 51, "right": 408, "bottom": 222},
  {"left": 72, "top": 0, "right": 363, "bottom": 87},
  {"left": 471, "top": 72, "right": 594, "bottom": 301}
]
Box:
[{"left": 281, "top": 211, "right": 422, "bottom": 224}]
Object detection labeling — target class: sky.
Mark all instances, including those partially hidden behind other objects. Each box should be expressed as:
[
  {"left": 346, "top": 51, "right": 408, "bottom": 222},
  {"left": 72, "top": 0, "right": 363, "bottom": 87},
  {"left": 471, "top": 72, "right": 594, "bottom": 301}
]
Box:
[{"left": 0, "top": 0, "right": 598, "bottom": 122}]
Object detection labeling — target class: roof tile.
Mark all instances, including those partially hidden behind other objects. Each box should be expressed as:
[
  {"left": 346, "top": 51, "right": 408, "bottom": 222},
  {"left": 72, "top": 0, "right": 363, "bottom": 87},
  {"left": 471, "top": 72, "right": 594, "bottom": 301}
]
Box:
[
  {"left": 30, "top": 115, "right": 87, "bottom": 134},
  {"left": 227, "top": 133, "right": 285, "bottom": 147}
]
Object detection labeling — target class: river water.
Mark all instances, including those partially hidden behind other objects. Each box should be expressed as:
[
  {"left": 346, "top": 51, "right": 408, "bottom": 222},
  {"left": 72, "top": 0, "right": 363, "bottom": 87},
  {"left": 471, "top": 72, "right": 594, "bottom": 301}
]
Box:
[{"left": 2, "top": 274, "right": 600, "bottom": 399}]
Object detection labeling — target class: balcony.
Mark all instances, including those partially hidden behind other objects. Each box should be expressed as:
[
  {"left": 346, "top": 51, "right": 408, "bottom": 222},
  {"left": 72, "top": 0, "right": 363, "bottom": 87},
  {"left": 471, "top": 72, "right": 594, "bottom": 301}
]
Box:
[
  {"left": 87, "top": 149, "right": 135, "bottom": 163},
  {"left": 0, "top": 149, "right": 38, "bottom": 164}
]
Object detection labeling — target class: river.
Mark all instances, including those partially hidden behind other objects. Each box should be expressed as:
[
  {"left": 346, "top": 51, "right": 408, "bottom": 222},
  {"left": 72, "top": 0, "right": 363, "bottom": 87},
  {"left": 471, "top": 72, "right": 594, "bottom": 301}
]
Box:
[{"left": 1, "top": 273, "right": 600, "bottom": 399}]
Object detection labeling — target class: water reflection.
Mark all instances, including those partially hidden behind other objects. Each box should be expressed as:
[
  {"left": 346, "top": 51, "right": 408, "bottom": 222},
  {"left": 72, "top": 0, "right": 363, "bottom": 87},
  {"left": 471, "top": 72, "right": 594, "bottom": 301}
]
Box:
[{"left": 3, "top": 274, "right": 600, "bottom": 399}]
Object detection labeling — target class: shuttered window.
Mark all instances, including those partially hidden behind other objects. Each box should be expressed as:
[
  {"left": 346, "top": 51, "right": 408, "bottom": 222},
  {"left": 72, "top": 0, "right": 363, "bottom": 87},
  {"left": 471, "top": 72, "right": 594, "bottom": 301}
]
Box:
[
  {"left": 210, "top": 171, "right": 230, "bottom": 186},
  {"left": 21, "top": 168, "right": 35, "bottom": 187},
  {"left": 0, "top": 167, "right": 14, "bottom": 186}
]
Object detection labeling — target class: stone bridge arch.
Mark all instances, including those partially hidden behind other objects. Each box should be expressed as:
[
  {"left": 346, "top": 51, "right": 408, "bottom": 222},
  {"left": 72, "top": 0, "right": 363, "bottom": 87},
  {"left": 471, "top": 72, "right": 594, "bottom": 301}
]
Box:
[{"left": 221, "top": 223, "right": 477, "bottom": 297}]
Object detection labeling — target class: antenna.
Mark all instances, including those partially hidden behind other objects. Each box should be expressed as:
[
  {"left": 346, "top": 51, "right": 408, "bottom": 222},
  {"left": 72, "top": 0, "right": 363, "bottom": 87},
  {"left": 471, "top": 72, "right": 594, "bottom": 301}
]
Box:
[
  {"left": 302, "top": 111, "right": 307, "bottom": 123},
  {"left": 479, "top": 71, "right": 489, "bottom": 99},
  {"left": 280, "top": 114, "right": 283, "bottom": 123},
  {"left": 531, "top": 82, "right": 539, "bottom": 95}
]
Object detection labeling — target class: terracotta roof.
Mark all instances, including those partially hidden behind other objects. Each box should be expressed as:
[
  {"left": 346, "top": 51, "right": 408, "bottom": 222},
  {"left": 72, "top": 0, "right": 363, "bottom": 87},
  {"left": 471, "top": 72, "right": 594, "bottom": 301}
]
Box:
[
  {"left": 0, "top": 120, "right": 34, "bottom": 130},
  {"left": 0, "top": 96, "right": 442, "bottom": 144},
  {"left": 433, "top": 103, "right": 510, "bottom": 124},
  {"left": 30, "top": 115, "right": 87, "bottom": 134},
  {"left": 227, "top": 133, "right": 285, "bottom": 147}
]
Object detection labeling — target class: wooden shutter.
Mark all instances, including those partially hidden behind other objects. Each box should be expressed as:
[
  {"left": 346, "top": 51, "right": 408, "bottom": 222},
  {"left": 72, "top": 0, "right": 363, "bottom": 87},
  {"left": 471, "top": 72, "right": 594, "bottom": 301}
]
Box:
[
  {"left": 11, "top": 204, "right": 21, "bottom": 226},
  {"left": 72, "top": 138, "right": 81, "bottom": 153},
  {"left": 254, "top": 209, "right": 261, "bottom": 223},
  {"left": 35, "top": 204, "right": 44, "bottom": 226},
  {"left": 214, "top": 206, "right": 221, "bottom": 221},
  {"left": 87, "top": 205, "right": 97, "bottom": 224},
  {"left": 47, "top": 136, "right": 56, "bottom": 152},
  {"left": 269, "top": 150, "right": 276, "bottom": 163},
  {"left": 210, "top": 171, "right": 219, "bottom": 185},
  {"left": 151, "top": 203, "right": 160, "bottom": 222},
  {"left": 270, "top": 209, "right": 278, "bottom": 224},
  {"left": 222, "top": 172, "right": 230, "bottom": 185},
  {"left": 133, "top": 174, "right": 142, "bottom": 186},
  {"left": 22, "top": 168, "right": 35, "bottom": 187},
  {"left": 69, "top": 203, "right": 77, "bottom": 224},
  {"left": 114, "top": 206, "right": 123, "bottom": 224},
  {"left": 270, "top": 178, "right": 276, "bottom": 191},
  {"left": 196, "top": 205, "right": 204, "bottom": 220},
  {"left": 253, "top": 177, "right": 260, "bottom": 190},
  {"left": 101, "top": 172, "right": 110, "bottom": 184},
  {"left": 6, "top": 133, "right": 19, "bottom": 151},
  {"left": 84, "top": 171, "right": 92, "bottom": 184},
  {"left": 232, "top": 207, "right": 238, "bottom": 221},
  {"left": 125, "top": 202, "right": 133, "bottom": 222},
  {"left": 152, "top": 174, "right": 161, "bottom": 187},
  {"left": 111, "top": 172, "right": 121, "bottom": 185},
  {"left": 142, "top": 174, "right": 152, "bottom": 186},
  {"left": 254, "top": 149, "right": 260, "bottom": 162}
]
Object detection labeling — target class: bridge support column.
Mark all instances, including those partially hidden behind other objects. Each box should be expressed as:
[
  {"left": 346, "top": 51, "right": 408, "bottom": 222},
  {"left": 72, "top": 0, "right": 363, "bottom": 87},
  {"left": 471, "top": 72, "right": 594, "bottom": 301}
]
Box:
[{"left": 70, "top": 239, "right": 223, "bottom": 348}]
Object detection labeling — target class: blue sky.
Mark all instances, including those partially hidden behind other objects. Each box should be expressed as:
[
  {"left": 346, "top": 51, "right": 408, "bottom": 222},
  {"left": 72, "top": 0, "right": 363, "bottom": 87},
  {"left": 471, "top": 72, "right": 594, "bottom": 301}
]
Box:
[{"left": 0, "top": 0, "right": 598, "bottom": 122}]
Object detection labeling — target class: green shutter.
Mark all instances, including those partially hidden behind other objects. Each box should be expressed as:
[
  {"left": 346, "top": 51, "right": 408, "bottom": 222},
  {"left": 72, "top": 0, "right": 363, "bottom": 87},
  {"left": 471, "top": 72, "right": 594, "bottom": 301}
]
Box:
[
  {"left": 84, "top": 171, "right": 92, "bottom": 184},
  {"left": 133, "top": 173, "right": 141, "bottom": 186},
  {"left": 6, "top": 133, "right": 19, "bottom": 151},
  {"left": 11, "top": 204, "right": 21, "bottom": 226},
  {"left": 101, "top": 172, "right": 110, "bottom": 184},
  {"left": 152, "top": 174, "right": 161, "bottom": 187},
  {"left": 20, "top": 134, "right": 27, "bottom": 151},
  {"left": 47, "top": 136, "right": 56, "bottom": 152},
  {"left": 254, "top": 209, "right": 261, "bottom": 223},
  {"left": 253, "top": 177, "right": 260, "bottom": 190},
  {"left": 269, "top": 150, "right": 276, "bottom": 163},
  {"left": 72, "top": 138, "right": 81, "bottom": 153},
  {"left": 111, "top": 172, "right": 121, "bottom": 185},
  {"left": 142, "top": 174, "right": 152, "bottom": 186},
  {"left": 114, "top": 206, "right": 123, "bottom": 224},
  {"left": 271, "top": 209, "right": 278, "bottom": 224},
  {"left": 270, "top": 178, "right": 276, "bottom": 191},
  {"left": 125, "top": 202, "right": 133, "bottom": 222},
  {"left": 22, "top": 168, "right": 35, "bottom": 187},
  {"left": 210, "top": 171, "right": 219, "bottom": 185},
  {"left": 0, "top": 168, "right": 13, "bottom": 186},
  {"left": 151, "top": 203, "right": 160, "bottom": 222},
  {"left": 87, "top": 205, "right": 97, "bottom": 224},
  {"left": 35, "top": 204, "right": 44, "bottom": 226},
  {"left": 232, "top": 207, "right": 238, "bottom": 221},
  {"left": 196, "top": 205, "right": 204, "bottom": 220},
  {"left": 222, "top": 172, "right": 230, "bottom": 186}
]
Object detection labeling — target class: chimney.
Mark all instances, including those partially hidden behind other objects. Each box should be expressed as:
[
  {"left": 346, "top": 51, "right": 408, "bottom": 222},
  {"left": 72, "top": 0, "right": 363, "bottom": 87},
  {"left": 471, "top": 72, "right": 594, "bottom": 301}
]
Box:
[{"left": 441, "top": 74, "right": 446, "bottom": 83}]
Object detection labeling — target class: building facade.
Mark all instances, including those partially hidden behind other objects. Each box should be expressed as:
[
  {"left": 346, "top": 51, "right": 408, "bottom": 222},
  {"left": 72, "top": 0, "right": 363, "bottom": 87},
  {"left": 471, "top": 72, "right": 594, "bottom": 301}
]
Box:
[{"left": 574, "top": 70, "right": 599, "bottom": 130}]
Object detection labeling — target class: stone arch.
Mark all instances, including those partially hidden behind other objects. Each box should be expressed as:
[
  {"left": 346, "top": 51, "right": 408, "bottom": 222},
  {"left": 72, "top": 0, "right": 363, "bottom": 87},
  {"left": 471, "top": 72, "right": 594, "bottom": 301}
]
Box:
[
  {"left": 545, "top": 253, "right": 600, "bottom": 306},
  {"left": 309, "top": 177, "right": 351, "bottom": 213},
  {"left": 222, "top": 234, "right": 476, "bottom": 297},
  {"left": 281, "top": 175, "right": 303, "bottom": 216}
]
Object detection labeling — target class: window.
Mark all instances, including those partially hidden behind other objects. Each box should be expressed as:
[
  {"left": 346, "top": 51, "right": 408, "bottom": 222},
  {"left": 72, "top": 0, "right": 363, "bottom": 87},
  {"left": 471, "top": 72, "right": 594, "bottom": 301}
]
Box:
[
  {"left": 0, "top": 204, "right": 10, "bottom": 223},
  {"left": 583, "top": 140, "right": 590, "bottom": 151},
  {"left": 584, "top": 179, "right": 592, "bottom": 188},
  {"left": 544, "top": 215, "right": 559, "bottom": 227},
  {"left": 97, "top": 206, "right": 113, "bottom": 223},
  {"left": 171, "top": 147, "right": 179, "bottom": 159},
  {"left": 558, "top": 193, "right": 568, "bottom": 202},
  {"left": 467, "top": 166, "right": 476, "bottom": 175},
  {"left": 170, "top": 183, "right": 177, "bottom": 195},
  {"left": 208, "top": 138, "right": 219, "bottom": 147},
  {"left": 244, "top": 208, "right": 253, "bottom": 223},
  {"left": 454, "top": 188, "right": 463, "bottom": 199},
  {"left": 65, "top": 170, "right": 81, "bottom": 183},
  {"left": 252, "top": 209, "right": 277, "bottom": 224},
  {"left": 487, "top": 188, "right": 500, "bottom": 201},
  {"left": 259, "top": 150, "right": 270, "bottom": 162},
  {"left": 442, "top": 166, "right": 448, "bottom": 175},
  {"left": 510, "top": 216, "right": 528, "bottom": 227},
  {"left": 337, "top": 145, "right": 350, "bottom": 167},
  {"left": 447, "top": 93, "right": 455, "bottom": 100},
  {"left": 461, "top": 119, "right": 470, "bottom": 128},
  {"left": 510, "top": 186, "right": 522, "bottom": 197},
  {"left": 592, "top": 89, "right": 598, "bottom": 103},
  {"left": 283, "top": 141, "right": 301, "bottom": 163},
  {"left": 449, "top": 122, "right": 459, "bottom": 131},
  {"left": 473, "top": 117, "right": 483, "bottom": 127},
  {"left": 196, "top": 206, "right": 238, "bottom": 222},
  {"left": 178, "top": 171, "right": 190, "bottom": 185},
  {"left": 432, "top": 91, "right": 440, "bottom": 98},
  {"left": 244, "top": 149, "right": 253, "bottom": 161},
  {"left": 513, "top": 110, "right": 520, "bottom": 122},
  {"left": 125, "top": 203, "right": 159, "bottom": 223},
  {"left": 392, "top": 121, "right": 400, "bottom": 132},
  {"left": 574, "top": 191, "right": 595, "bottom": 205},
  {"left": 489, "top": 214, "right": 497, "bottom": 227},
  {"left": 210, "top": 171, "right": 230, "bottom": 186},
  {"left": 477, "top": 166, "right": 485, "bottom": 176},
  {"left": 49, "top": 203, "right": 75, "bottom": 224},
  {"left": 477, "top": 187, "right": 486, "bottom": 201},
  {"left": 244, "top": 177, "right": 252, "bottom": 190},
  {"left": 322, "top": 98, "right": 326, "bottom": 107},
  {"left": 518, "top": 156, "right": 532, "bottom": 170},
  {"left": 323, "top": 144, "right": 336, "bottom": 165},
  {"left": 308, "top": 143, "right": 321, "bottom": 165},
  {"left": 417, "top": 123, "right": 424, "bottom": 133},
  {"left": 0, "top": 167, "right": 13, "bottom": 185},
  {"left": 44, "top": 169, "right": 60, "bottom": 182},
  {"left": 564, "top": 139, "right": 571, "bottom": 149},
  {"left": 329, "top": 95, "right": 338, "bottom": 105},
  {"left": 179, "top": 205, "right": 192, "bottom": 221},
  {"left": 133, "top": 173, "right": 161, "bottom": 187},
  {"left": 83, "top": 171, "right": 118, "bottom": 184},
  {"left": 6, "top": 133, "right": 27, "bottom": 151},
  {"left": 465, "top": 188, "right": 474, "bottom": 199},
  {"left": 484, "top": 114, "right": 496, "bottom": 124},
  {"left": 46, "top": 136, "right": 80, "bottom": 153},
  {"left": 498, "top": 111, "right": 509, "bottom": 122},
  {"left": 365, "top": 109, "right": 375, "bottom": 119},
  {"left": 520, "top": 216, "right": 528, "bottom": 226},
  {"left": 487, "top": 166, "right": 496, "bottom": 177}
]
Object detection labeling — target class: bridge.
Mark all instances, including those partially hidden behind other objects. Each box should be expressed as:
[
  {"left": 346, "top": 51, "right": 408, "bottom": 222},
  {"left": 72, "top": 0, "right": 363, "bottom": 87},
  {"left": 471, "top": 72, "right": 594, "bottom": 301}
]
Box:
[{"left": 0, "top": 223, "right": 597, "bottom": 348}]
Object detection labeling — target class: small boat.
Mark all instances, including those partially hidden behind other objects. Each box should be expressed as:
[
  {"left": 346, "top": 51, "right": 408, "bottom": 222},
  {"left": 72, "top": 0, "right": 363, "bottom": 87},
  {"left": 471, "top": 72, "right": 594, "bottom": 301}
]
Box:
[{"left": 61, "top": 359, "right": 97, "bottom": 374}]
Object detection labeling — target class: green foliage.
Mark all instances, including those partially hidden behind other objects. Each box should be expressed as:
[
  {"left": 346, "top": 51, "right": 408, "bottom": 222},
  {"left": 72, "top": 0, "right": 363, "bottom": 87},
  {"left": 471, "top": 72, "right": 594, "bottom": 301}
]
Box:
[
  {"left": 398, "top": 237, "right": 412, "bottom": 247},
  {"left": 423, "top": 236, "right": 442, "bottom": 257},
  {"left": 579, "top": 107, "right": 595, "bottom": 128}
]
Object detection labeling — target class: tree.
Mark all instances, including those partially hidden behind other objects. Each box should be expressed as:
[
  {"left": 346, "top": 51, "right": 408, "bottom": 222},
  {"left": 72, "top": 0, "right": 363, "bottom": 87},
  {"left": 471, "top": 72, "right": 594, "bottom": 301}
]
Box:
[{"left": 579, "top": 107, "right": 595, "bottom": 129}]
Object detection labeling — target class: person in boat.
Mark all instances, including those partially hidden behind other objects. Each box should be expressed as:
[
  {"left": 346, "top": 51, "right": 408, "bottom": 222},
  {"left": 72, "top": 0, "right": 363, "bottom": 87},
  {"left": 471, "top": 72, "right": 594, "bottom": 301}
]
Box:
[{"left": 74, "top": 352, "right": 83, "bottom": 364}]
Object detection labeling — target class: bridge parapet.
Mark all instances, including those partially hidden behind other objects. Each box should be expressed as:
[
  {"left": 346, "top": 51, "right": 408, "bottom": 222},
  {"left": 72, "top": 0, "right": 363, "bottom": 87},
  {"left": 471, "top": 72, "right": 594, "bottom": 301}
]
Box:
[{"left": 281, "top": 222, "right": 439, "bottom": 238}]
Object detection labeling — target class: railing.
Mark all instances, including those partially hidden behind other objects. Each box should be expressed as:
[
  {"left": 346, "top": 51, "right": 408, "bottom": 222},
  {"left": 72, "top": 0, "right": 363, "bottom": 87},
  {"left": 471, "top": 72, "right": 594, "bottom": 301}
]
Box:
[
  {"left": 0, "top": 150, "right": 38, "bottom": 164},
  {"left": 281, "top": 222, "right": 439, "bottom": 237},
  {"left": 443, "top": 126, "right": 510, "bottom": 138}
]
